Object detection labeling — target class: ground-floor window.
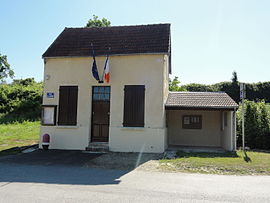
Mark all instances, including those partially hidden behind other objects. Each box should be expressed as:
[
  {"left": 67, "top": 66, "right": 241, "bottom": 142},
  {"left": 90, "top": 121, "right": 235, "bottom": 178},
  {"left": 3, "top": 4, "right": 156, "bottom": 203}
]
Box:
[
  {"left": 182, "top": 115, "right": 202, "bottom": 129},
  {"left": 58, "top": 86, "right": 78, "bottom": 126}
]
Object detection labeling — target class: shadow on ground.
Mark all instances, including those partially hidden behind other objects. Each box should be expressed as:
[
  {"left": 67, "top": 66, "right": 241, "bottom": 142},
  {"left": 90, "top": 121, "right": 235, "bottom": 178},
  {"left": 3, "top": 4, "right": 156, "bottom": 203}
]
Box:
[
  {"left": 243, "top": 151, "right": 252, "bottom": 162},
  {"left": 0, "top": 149, "right": 161, "bottom": 186},
  {"left": 0, "top": 144, "right": 38, "bottom": 156}
]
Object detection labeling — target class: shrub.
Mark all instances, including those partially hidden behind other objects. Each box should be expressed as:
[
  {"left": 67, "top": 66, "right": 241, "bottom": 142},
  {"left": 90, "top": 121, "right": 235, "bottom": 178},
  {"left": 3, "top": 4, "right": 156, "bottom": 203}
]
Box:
[
  {"left": 0, "top": 78, "right": 43, "bottom": 123},
  {"left": 237, "top": 100, "right": 270, "bottom": 150}
]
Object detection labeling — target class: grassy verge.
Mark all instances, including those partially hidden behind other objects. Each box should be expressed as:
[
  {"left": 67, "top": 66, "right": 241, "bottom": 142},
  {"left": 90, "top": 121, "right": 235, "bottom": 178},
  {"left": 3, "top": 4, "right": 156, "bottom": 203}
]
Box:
[
  {"left": 160, "top": 150, "right": 270, "bottom": 175},
  {"left": 0, "top": 121, "right": 40, "bottom": 156}
]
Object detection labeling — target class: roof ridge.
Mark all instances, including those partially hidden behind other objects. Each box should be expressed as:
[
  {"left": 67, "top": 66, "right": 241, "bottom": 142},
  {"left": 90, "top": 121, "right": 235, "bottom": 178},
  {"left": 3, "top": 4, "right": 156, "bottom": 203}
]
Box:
[
  {"left": 65, "top": 23, "right": 171, "bottom": 30},
  {"left": 43, "top": 23, "right": 171, "bottom": 58}
]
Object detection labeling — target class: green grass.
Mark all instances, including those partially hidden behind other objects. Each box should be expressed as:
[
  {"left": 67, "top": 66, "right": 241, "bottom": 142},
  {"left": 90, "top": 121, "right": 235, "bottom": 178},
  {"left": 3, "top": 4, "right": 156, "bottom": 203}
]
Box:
[
  {"left": 160, "top": 151, "right": 270, "bottom": 175},
  {"left": 0, "top": 121, "right": 40, "bottom": 155}
]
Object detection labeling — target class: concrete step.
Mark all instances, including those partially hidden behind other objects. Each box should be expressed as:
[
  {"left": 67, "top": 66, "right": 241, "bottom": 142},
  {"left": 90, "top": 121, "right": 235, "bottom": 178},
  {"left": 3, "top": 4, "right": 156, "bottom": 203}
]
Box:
[{"left": 85, "top": 142, "right": 109, "bottom": 152}]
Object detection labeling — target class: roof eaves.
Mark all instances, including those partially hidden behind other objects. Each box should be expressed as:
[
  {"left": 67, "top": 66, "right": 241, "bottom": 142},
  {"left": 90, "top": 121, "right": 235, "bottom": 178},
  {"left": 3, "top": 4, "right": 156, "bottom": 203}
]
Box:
[
  {"left": 42, "top": 52, "right": 170, "bottom": 59},
  {"left": 165, "top": 105, "right": 238, "bottom": 111},
  {"left": 64, "top": 23, "right": 171, "bottom": 29}
]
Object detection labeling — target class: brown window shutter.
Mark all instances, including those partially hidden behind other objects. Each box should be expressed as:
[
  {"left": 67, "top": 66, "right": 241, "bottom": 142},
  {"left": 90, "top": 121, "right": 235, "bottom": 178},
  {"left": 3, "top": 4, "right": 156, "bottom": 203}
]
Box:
[
  {"left": 123, "top": 85, "right": 145, "bottom": 127},
  {"left": 58, "top": 86, "right": 78, "bottom": 125},
  {"left": 58, "top": 86, "right": 69, "bottom": 125},
  {"left": 67, "top": 86, "right": 78, "bottom": 125}
]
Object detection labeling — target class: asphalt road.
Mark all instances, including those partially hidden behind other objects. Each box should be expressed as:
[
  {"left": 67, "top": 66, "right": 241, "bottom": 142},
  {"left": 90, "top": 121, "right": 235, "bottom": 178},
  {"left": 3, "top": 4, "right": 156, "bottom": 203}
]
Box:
[{"left": 0, "top": 161, "right": 270, "bottom": 203}]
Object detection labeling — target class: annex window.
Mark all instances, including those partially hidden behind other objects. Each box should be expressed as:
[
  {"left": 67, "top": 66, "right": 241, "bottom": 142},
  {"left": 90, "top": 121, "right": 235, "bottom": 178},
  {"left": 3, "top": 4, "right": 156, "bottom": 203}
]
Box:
[
  {"left": 123, "top": 85, "right": 145, "bottom": 127},
  {"left": 58, "top": 86, "right": 78, "bottom": 126},
  {"left": 182, "top": 115, "right": 202, "bottom": 129}
]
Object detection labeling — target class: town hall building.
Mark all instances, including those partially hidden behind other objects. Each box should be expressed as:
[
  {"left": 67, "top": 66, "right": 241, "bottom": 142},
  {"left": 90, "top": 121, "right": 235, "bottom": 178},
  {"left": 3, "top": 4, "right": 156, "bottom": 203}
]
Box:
[{"left": 40, "top": 24, "right": 238, "bottom": 153}]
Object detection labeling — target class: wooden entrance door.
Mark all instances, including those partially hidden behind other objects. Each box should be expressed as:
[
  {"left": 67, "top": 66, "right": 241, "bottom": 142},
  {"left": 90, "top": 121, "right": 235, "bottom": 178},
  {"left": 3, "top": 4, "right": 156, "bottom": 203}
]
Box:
[{"left": 91, "top": 86, "right": 110, "bottom": 142}]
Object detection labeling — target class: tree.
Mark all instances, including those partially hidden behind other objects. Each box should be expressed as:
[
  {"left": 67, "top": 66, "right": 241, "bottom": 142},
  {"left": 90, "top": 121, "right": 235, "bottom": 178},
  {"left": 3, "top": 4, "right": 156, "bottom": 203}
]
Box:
[
  {"left": 0, "top": 53, "right": 14, "bottom": 81},
  {"left": 169, "top": 76, "right": 186, "bottom": 91},
  {"left": 229, "top": 71, "right": 240, "bottom": 103},
  {"left": 86, "top": 15, "right": 111, "bottom": 28},
  {"left": 184, "top": 83, "right": 215, "bottom": 92},
  {"left": 244, "top": 101, "right": 259, "bottom": 149},
  {"left": 236, "top": 100, "right": 270, "bottom": 150},
  {"left": 13, "top": 78, "right": 36, "bottom": 86},
  {"left": 0, "top": 78, "right": 43, "bottom": 123},
  {"left": 257, "top": 102, "right": 270, "bottom": 149},
  {"left": 231, "top": 71, "right": 238, "bottom": 84}
]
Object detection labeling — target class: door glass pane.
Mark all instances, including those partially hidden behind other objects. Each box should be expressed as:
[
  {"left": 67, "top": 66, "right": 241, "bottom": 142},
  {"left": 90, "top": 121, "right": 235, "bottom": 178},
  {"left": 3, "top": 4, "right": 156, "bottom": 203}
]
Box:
[
  {"left": 99, "top": 87, "right": 105, "bottom": 93},
  {"left": 94, "top": 87, "right": 99, "bottom": 93},
  {"left": 93, "top": 86, "right": 110, "bottom": 101},
  {"left": 105, "top": 87, "right": 110, "bottom": 93},
  {"left": 104, "top": 94, "right": 109, "bottom": 100},
  {"left": 93, "top": 94, "right": 99, "bottom": 101},
  {"left": 100, "top": 93, "right": 105, "bottom": 100}
]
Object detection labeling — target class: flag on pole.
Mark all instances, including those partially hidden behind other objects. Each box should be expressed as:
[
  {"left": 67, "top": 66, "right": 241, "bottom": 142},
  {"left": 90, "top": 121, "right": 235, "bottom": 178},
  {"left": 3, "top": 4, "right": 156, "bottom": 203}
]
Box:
[
  {"left": 103, "top": 55, "right": 110, "bottom": 83},
  {"left": 91, "top": 44, "right": 100, "bottom": 81}
]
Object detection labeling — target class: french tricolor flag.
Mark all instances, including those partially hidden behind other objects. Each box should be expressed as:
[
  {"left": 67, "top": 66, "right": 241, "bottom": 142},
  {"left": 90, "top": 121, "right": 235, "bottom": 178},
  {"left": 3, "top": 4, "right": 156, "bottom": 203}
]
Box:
[{"left": 103, "top": 55, "right": 110, "bottom": 83}]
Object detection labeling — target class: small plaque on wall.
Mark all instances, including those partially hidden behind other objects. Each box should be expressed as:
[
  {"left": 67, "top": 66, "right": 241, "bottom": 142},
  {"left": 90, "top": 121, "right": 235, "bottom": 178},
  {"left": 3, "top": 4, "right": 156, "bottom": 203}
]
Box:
[{"left": 46, "top": 92, "right": 54, "bottom": 98}]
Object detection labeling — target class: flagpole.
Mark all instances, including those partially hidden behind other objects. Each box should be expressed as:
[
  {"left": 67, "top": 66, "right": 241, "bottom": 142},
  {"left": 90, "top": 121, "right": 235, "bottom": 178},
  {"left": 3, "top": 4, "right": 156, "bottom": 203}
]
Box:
[
  {"left": 91, "top": 43, "right": 94, "bottom": 59},
  {"left": 91, "top": 43, "right": 100, "bottom": 82},
  {"left": 101, "top": 47, "right": 111, "bottom": 82}
]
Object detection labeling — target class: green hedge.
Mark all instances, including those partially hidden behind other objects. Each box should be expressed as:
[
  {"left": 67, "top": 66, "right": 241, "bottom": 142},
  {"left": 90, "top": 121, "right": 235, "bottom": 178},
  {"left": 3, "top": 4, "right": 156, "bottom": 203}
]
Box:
[
  {"left": 236, "top": 101, "right": 270, "bottom": 150},
  {"left": 0, "top": 78, "right": 43, "bottom": 123}
]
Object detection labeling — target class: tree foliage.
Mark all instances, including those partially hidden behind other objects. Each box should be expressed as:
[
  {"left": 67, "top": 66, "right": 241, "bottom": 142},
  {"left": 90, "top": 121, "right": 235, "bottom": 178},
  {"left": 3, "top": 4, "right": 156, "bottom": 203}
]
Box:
[
  {"left": 231, "top": 71, "right": 238, "bottom": 84},
  {"left": 180, "top": 71, "right": 270, "bottom": 103},
  {"left": 236, "top": 100, "right": 270, "bottom": 150},
  {"left": 169, "top": 76, "right": 186, "bottom": 91},
  {"left": 86, "top": 15, "right": 111, "bottom": 28},
  {"left": 0, "top": 53, "right": 14, "bottom": 81},
  {"left": 0, "top": 78, "right": 42, "bottom": 123},
  {"left": 183, "top": 83, "right": 216, "bottom": 92}
]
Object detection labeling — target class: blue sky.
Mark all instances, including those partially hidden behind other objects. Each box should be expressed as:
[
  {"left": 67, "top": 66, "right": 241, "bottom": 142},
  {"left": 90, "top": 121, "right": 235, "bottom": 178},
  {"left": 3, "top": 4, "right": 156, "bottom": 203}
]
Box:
[{"left": 1, "top": 0, "right": 269, "bottom": 84}]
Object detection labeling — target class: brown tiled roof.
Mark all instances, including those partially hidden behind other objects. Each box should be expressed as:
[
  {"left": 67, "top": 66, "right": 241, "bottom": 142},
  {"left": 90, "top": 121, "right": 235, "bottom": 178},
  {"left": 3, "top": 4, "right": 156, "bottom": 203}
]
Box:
[
  {"left": 42, "top": 24, "right": 171, "bottom": 58},
  {"left": 166, "top": 92, "right": 238, "bottom": 110}
]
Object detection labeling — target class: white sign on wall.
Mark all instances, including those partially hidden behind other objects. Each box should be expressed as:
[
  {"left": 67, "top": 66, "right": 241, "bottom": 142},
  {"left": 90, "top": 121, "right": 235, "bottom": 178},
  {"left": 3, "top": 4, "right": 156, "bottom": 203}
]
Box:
[{"left": 42, "top": 106, "right": 56, "bottom": 125}]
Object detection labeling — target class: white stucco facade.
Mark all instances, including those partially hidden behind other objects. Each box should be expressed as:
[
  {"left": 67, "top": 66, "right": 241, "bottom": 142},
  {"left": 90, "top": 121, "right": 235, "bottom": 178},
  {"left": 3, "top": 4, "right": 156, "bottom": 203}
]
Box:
[
  {"left": 40, "top": 54, "right": 169, "bottom": 153},
  {"left": 40, "top": 53, "right": 236, "bottom": 153}
]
